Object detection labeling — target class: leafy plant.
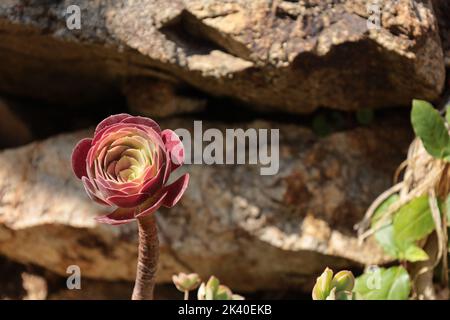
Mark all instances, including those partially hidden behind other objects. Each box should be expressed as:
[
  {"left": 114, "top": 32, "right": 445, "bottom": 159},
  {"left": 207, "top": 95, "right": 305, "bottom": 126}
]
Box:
[{"left": 329, "top": 99, "right": 450, "bottom": 300}]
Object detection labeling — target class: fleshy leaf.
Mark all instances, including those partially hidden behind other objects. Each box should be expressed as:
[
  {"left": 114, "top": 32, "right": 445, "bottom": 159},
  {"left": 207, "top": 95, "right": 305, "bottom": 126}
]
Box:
[
  {"left": 121, "top": 116, "right": 161, "bottom": 135},
  {"left": 205, "top": 276, "right": 220, "bottom": 300},
  {"left": 331, "top": 270, "right": 355, "bottom": 292},
  {"left": 134, "top": 192, "right": 168, "bottom": 218},
  {"left": 72, "top": 138, "right": 92, "bottom": 179},
  {"left": 162, "top": 129, "right": 185, "bottom": 170},
  {"left": 95, "top": 207, "right": 136, "bottom": 225},
  {"left": 95, "top": 114, "right": 130, "bottom": 134},
  {"left": 312, "top": 267, "right": 333, "bottom": 300},
  {"left": 107, "top": 192, "right": 148, "bottom": 208},
  {"left": 81, "top": 176, "right": 109, "bottom": 206},
  {"left": 161, "top": 174, "right": 190, "bottom": 208}
]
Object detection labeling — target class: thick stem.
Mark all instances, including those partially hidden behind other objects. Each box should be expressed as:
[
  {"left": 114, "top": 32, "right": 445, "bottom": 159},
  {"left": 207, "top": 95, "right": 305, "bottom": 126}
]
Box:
[
  {"left": 184, "top": 291, "right": 189, "bottom": 301},
  {"left": 132, "top": 214, "right": 159, "bottom": 300}
]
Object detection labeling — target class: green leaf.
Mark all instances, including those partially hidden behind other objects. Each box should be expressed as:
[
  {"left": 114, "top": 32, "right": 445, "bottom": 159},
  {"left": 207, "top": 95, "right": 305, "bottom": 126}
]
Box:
[
  {"left": 374, "top": 223, "right": 430, "bottom": 262},
  {"left": 393, "top": 196, "right": 435, "bottom": 244},
  {"left": 402, "top": 245, "right": 429, "bottom": 262},
  {"left": 371, "top": 195, "right": 400, "bottom": 258},
  {"left": 371, "top": 194, "right": 400, "bottom": 227},
  {"left": 411, "top": 99, "right": 450, "bottom": 160},
  {"left": 354, "top": 266, "right": 411, "bottom": 300},
  {"left": 374, "top": 225, "right": 398, "bottom": 258}
]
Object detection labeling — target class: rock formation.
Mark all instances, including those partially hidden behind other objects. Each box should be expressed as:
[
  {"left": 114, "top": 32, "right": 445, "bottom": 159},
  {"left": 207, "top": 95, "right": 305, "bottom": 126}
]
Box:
[
  {"left": 0, "top": 0, "right": 445, "bottom": 113},
  {"left": 0, "top": 118, "right": 412, "bottom": 291}
]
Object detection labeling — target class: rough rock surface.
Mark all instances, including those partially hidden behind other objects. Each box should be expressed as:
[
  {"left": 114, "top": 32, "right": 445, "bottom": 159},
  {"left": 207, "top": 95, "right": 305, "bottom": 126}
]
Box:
[
  {"left": 432, "top": 0, "right": 450, "bottom": 67},
  {"left": 123, "top": 79, "right": 207, "bottom": 118},
  {"left": 0, "top": 255, "right": 179, "bottom": 300},
  {"left": 0, "top": 98, "right": 33, "bottom": 148},
  {"left": 0, "top": 0, "right": 445, "bottom": 113},
  {"left": 0, "top": 117, "right": 412, "bottom": 292}
]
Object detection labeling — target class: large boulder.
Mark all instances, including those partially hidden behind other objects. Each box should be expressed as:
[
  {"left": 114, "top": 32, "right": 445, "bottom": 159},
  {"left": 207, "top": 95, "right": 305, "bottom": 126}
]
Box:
[
  {"left": 0, "top": 117, "right": 412, "bottom": 292},
  {"left": 0, "top": 0, "right": 445, "bottom": 113}
]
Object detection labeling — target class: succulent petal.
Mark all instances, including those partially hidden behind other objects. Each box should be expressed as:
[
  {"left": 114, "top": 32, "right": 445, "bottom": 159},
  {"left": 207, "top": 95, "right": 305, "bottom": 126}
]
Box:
[
  {"left": 72, "top": 138, "right": 92, "bottom": 179},
  {"left": 161, "top": 174, "right": 190, "bottom": 208}
]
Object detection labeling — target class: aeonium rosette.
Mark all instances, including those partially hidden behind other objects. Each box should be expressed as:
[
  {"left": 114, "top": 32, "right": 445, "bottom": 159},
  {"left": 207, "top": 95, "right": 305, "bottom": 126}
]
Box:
[{"left": 71, "top": 114, "right": 189, "bottom": 225}]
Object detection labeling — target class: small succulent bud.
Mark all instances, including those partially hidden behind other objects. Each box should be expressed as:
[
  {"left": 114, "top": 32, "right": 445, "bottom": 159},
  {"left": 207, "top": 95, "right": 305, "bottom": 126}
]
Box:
[
  {"left": 205, "top": 276, "right": 220, "bottom": 300},
  {"left": 312, "top": 267, "right": 333, "bottom": 300},
  {"left": 325, "top": 288, "right": 336, "bottom": 300},
  {"left": 216, "top": 285, "right": 233, "bottom": 300},
  {"left": 198, "top": 276, "right": 220, "bottom": 300},
  {"left": 172, "top": 273, "right": 201, "bottom": 292},
  {"left": 197, "top": 282, "right": 206, "bottom": 300},
  {"left": 331, "top": 270, "right": 355, "bottom": 293},
  {"left": 197, "top": 276, "right": 245, "bottom": 300}
]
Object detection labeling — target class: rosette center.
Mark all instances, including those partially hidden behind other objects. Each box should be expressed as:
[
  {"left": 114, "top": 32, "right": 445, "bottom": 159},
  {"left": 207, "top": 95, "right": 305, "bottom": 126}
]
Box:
[{"left": 99, "top": 134, "right": 158, "bottom": 183}]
